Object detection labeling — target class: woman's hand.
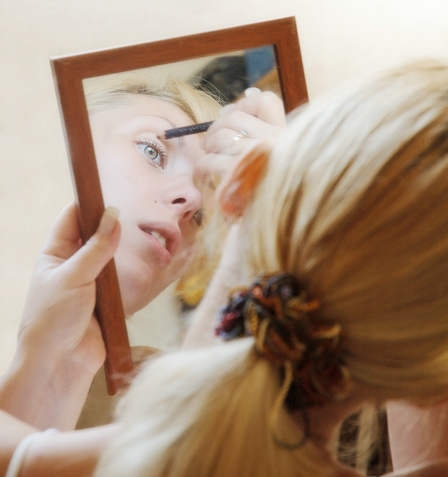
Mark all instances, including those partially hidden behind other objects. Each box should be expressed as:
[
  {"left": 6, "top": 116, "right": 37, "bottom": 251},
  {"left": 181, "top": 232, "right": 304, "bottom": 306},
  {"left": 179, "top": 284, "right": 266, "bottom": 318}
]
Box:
[
  {"left": 18, "top": 204, "right": 120, "bottom": 375},
  {"left": 184, "top": 91, "right": 285, "bottom": 348},
  {"left": 0, "top": 203, "right": 120, "bottom": 430},
  {"left": 181, "top": 222, "right": 245, "bottom": 349},
  {"left": 197, "top": 89, "right": 286, "bottom": 181}
]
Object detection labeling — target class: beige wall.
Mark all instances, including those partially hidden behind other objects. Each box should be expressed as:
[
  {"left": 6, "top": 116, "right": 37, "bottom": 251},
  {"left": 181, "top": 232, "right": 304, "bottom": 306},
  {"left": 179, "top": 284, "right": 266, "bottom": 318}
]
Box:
[{"left": 2, "top": 0, "right": 448, "bottom": 374}]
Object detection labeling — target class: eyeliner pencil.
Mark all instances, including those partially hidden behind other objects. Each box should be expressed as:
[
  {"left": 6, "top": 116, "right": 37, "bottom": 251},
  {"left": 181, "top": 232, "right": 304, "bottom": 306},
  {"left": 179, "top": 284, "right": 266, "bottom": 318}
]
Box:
[{"left": 158, "top": 121, "right": 214, "bottom": 140}]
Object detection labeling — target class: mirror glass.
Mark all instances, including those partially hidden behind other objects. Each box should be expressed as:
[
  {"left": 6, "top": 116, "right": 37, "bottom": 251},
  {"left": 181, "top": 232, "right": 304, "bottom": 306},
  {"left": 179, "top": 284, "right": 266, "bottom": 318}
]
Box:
[
  {"left": 51, "top": 17, "right": 308, "bottom": 393},
  {"left": 83, "top": 46, "right": 280, "bottom": 102},
  {"left": 81, "top": 47, "right": 282, "bottom": 359}
]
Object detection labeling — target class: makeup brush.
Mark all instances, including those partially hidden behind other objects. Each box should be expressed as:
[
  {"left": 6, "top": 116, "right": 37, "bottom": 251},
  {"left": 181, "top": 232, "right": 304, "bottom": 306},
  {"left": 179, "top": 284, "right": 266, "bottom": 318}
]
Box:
[{"left": 157, "top": 121, "right": 214, "bottom": 140}]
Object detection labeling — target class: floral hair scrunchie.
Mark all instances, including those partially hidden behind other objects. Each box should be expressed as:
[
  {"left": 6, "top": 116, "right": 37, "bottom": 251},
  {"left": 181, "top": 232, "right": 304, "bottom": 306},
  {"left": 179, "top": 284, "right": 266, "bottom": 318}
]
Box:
[{"left": 216, "top": 273, "right": 352, "bottom": 408}]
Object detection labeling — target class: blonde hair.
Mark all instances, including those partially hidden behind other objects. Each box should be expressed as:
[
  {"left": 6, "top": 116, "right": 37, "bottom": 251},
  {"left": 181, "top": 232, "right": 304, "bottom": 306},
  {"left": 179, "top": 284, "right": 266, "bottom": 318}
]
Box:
[
  {"left": 85, "top": 75, "right": 227, "bottom": 306},
  {"left": 245, "top": 61, "right": 448, "bottom": 404},
  {"left": 96, "top": 339, "right": 333, "bottom": 477},
  {"left": 85, "top": 74, "right": 221, "bottom": 124},
  {"left": 95, "top": 62, "right": 448, "bottom": 477}
]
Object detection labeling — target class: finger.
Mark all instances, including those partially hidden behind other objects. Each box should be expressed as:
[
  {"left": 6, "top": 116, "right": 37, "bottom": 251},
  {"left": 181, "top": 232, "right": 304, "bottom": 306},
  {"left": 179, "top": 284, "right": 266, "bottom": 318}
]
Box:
[
  {"left": 219, "top": 221, "right": 243, "bottom": 266},
  {"left": 202, "top": 127, "right": 249, "bottom": 156},
  {"left": 221, "top": 91, "right": 286, "bottom": 126},
  {"left": 203, "top": 122, "right": 279, "bottom": 157},
  {"left": 203, "top": 111, "right": 283, "bottom": 152},
  {"left": 59, "top": 207, "right": 121, "bottom": 286},
  {"left": 196, "top": 152, "right": 237, "bottom": 180},
  {"left": 206, "top": 111, "right": 270, "bottom": 138},
  {"left": 41, "top": 203, "right": 83, "bottom": 260},
  {"left": 204, "top": 222, "right": 244, "bottom": 293}
]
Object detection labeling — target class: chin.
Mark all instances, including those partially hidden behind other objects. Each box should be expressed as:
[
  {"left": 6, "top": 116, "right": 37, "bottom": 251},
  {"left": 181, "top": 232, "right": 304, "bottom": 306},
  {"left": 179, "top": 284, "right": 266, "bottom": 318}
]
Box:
[
  {"left": 117, "top": 270, "right": 163, "bottom": 317},
  {"left": 116, "top": 252, "right": 192, "bottom": 316},
  {"left": 122, "top": 291, "right": 156, "bottom": 317}
]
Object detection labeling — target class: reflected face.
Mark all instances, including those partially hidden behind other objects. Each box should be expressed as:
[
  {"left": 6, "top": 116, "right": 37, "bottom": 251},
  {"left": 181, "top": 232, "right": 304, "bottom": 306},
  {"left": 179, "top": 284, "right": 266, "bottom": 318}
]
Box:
[{"left": 90, "top": 94, "right": 205, "bottom": 316}]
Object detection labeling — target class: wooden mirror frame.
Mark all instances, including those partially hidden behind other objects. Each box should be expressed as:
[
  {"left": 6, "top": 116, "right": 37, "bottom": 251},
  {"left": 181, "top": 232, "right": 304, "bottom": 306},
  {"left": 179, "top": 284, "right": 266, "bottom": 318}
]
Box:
[{"left": 50, "top": 16, "right": 308, "bottom": 394}]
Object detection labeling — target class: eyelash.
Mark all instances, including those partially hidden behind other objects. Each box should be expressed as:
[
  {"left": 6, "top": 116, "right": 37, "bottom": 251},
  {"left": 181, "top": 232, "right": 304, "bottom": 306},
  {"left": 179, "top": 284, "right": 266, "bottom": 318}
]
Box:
[{"left": 136, "top": 139, "right": 167, "bottom": 169}]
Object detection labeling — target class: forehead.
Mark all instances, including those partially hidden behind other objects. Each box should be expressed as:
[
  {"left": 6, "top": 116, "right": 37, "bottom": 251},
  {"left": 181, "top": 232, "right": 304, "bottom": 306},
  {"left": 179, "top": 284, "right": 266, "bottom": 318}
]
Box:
[{"left": 89, "top": 93, "right": 194, "bottom": 131}]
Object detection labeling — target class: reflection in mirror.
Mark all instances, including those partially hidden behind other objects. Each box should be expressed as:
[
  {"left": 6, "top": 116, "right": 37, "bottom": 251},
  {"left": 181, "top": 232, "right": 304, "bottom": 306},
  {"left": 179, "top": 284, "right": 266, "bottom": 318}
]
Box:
[
  {"left": 51, "top": 17, "right": 308, "bottom": 395},
  {"left": 78, "top": 74, "right": 226, "bottom": 427},
  {"left": 83, "top": 72, "right": 224, "bottom": 330},
  {"left": 83, "top": 46, "right": 280, "bottom": 104},
  {"left": 81, "top": 47, "right": 283, "bottom": 361},
  {"left": 189, "top": 46, "right": 279, "bottom": 102}
]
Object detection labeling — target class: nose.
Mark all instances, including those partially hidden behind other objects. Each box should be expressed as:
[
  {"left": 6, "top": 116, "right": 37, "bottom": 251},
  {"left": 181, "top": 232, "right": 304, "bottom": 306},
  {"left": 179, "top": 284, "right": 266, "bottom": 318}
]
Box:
[{"left": 164, "top": 174, "right": 202, "bottom": 224}]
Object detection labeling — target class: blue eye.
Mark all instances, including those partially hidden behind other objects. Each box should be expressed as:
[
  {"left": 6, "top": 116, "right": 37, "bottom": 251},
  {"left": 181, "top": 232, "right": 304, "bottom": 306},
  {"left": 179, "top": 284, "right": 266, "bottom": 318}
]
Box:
[
  {"left": 136, "top": 140, "right": 167, "bottom": 168},
  {"left": 143, "top": 144, "right": 161, "bottom": 162}
]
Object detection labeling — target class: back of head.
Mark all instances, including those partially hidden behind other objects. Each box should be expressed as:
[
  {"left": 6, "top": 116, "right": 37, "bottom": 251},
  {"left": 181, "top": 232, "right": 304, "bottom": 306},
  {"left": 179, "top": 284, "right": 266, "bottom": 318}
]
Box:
[
  {"left": 96, "top": 338, "right": 333, "bottom": 477},
  {"left": 94, "top": 62, "right": 448, "bottom": 477},
  {"left": 245, "top": 61, "right": 448, "bottom": 404}
]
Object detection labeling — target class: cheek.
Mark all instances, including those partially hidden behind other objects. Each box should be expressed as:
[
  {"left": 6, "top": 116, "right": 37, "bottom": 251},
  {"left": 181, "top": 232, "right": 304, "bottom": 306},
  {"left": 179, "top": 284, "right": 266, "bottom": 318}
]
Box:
[
  {"left": 95, "top": 146, "right": 130, "bottom": 198},
  {"left": 96, "top": 147, "right": 160, "bottom": 207},
  {"left": 98, "top": 170, "right": 134, "bottom": 209}
]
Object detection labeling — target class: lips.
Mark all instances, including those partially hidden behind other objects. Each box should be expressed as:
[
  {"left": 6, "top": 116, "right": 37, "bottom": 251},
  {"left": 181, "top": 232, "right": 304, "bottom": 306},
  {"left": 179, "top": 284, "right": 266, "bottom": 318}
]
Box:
[{"left": 138, "top": 222, "right": 181, "bottom": 268}]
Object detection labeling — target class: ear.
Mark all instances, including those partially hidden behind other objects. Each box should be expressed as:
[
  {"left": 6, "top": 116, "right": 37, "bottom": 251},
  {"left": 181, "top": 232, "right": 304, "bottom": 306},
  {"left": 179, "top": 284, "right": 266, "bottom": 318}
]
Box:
[{"left": 217, "top": 142, "right": 270, "bottom": 219}]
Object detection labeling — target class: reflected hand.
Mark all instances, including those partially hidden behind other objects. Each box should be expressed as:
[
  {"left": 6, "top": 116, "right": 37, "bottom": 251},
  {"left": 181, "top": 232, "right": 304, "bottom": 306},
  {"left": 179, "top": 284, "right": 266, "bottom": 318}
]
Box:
[
  {"left": 197, "top": 89, "right": 286, "bottom": 181},
  {"left": 182, "top": 221, "right": 245, "bottom": 349}
]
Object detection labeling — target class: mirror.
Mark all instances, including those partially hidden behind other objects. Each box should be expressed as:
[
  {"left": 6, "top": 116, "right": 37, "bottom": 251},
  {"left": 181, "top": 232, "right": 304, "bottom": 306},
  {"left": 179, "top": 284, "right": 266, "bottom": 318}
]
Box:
[{"left": 50, "top": 17, "right": 308, "bottom": 394}]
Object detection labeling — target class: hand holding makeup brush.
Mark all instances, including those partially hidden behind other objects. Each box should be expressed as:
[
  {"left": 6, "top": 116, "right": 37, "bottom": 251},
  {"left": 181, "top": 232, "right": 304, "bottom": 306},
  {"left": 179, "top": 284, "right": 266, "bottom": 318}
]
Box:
[{"left": 197, "top": 88, "right": 286, "bottom": 182}]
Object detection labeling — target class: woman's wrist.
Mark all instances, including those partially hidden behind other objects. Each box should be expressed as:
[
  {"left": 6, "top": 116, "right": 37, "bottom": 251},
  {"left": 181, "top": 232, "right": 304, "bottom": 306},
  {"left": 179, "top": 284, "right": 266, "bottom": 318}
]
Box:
[
  {"left": 20, "top": 424, "right": 119, "bottom": 477},
  {"left": 0, "top": 343, "right": 99, "bottom": 430}
]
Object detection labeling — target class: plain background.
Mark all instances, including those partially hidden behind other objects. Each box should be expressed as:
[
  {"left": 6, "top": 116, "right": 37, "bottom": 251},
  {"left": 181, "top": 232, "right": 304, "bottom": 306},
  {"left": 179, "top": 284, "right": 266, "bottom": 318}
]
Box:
[{"left": 2, "top": 0, "right": 448, "bottom": 374}]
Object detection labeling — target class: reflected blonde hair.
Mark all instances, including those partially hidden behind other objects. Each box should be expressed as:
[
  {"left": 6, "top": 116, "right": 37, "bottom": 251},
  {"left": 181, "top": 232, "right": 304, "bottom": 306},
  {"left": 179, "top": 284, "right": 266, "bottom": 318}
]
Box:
[
  {"left": 95, "top": 62, "right": 448, "bottom": 477},
  {"left": 85, "top": 74, "right": 221, "bottom": 124}
]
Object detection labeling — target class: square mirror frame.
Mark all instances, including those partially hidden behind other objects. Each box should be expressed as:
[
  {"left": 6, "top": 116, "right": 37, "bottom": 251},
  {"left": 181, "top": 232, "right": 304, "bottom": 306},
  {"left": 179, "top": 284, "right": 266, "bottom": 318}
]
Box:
[{"left": 50, "top": 16, "right": 308, "bottom": 394}]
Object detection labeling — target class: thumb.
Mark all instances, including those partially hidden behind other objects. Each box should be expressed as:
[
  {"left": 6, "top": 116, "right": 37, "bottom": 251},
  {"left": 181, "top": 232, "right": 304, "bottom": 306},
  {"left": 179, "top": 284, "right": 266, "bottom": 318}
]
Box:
[{"left": 60, "top": 207, "right": 121, "bottom": 286}]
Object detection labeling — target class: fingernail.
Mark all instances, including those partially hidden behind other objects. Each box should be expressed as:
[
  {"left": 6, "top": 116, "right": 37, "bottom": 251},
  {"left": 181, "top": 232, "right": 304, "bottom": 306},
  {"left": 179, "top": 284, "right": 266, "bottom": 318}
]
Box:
[
  {"left": 244, "top": 87, "right": 261, "bottom": 97},
  {"left": 98, "top": 207, "right": 119, "bottom": 235}
]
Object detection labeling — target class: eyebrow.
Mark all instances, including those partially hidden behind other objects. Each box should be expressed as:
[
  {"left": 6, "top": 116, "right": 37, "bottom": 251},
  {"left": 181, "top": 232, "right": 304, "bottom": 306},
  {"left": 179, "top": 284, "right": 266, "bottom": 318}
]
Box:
[{"left": 151, "top": 116, "right": 185, "bottom": 147}]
